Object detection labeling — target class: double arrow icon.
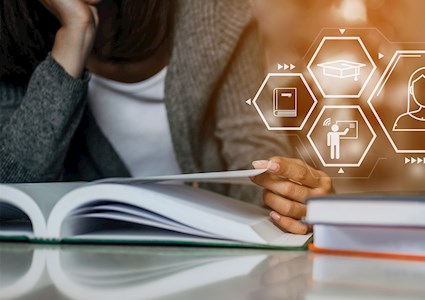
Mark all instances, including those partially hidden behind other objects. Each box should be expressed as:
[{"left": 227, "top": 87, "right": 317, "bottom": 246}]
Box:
[{"left": 405, "top": 157, "right": 425, "bottom": 165}]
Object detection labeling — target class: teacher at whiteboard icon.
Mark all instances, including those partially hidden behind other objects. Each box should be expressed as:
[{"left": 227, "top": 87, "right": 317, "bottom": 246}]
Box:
[
  {"left": 327, "top": 124, "right": 350, "bottom": 160},
  {"left": 393, "top": 67, "right": 425, "bottom": 132}
]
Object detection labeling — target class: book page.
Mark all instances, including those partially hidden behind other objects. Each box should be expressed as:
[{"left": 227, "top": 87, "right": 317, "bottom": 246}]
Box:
[
  {"left": 0, "top": 182, "right": 84, "bottom": 238},
  {"left": 94, "top": 169, "right": 268, "bottom": 185},
  {"left": 12, "top": 182, "right": 84, "bottom": 222},
  {"left": 48, "top": 183, "right": 311, "bottom": 247}
]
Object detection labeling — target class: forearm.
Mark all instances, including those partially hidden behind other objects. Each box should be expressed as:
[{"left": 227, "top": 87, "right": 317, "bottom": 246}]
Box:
[
  {"left": 51, "top": 25, "right": 94, "bottom": 78},
  {"left": 42, "top": 0, "right": 99, "bottom": 78},
  {"left": 0, "top": 55, "right": 89, "bottom": 182}
]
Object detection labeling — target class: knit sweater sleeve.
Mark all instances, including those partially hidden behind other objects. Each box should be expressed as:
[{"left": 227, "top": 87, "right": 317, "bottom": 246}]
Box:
[
  {"left": 0, "top": 55, "right": 89, "bottom": 183},
  {"left": 214, "top": 24, "right": 293, "bottom": 203}
]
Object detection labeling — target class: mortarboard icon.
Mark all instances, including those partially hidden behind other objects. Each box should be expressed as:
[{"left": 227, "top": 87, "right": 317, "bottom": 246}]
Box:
[{"left": 317, "top": 60, "right": 366, "bottom": 81}]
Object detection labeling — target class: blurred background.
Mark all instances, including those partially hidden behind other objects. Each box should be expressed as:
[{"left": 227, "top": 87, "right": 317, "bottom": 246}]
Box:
[{"left": 250, "top": 0, "right": 425, "bottom": 193}]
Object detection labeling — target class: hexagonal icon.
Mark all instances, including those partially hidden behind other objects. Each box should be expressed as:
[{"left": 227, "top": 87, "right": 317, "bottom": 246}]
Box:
[
  {"left": 252, "top": 73, "right": 318, "bottom": 130},
  {"left": 307, "top": 105, "right": 376, "bottom": 167},
  {"left": 307, "top": 37, "right": 376, "bottom": 98},
  {"left": 368, "top": 50, "right": 425, "bottom": 154}
]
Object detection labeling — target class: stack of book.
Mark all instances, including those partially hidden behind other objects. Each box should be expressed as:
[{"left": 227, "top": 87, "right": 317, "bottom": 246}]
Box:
[{"left": 305, "top": 194, "right": 425, "bottom": 260}]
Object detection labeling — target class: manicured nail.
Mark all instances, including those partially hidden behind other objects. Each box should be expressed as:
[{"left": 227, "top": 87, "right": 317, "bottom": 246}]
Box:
[
  {"left": 267, "top": 161, "right": 280, "bottom": 172},
  {"left": 252, "top": 160, "right": 269, "bottom": 168},
  {"left": 270, "top": 211, "right": 281, "bottom": 221}
]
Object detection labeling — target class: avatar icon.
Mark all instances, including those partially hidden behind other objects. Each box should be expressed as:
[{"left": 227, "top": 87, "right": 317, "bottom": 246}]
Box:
[{"left": 393, "top": 67, "right": 425, "bottom": 131}]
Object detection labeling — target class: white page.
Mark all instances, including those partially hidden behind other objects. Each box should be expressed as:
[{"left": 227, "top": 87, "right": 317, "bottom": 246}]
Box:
[
  {"left": 72, "top": 204, "right": 216, "bottom": 237},
  {"left": 48, "top": 183, "right": 311, "bottom": 246},
  {"left": 94, "top": 169, "right": 268, "bottom": 185},
  {"left": 70, "top": 213, "right": 217, "bottom": 239},
  {"left": 12, "top": 182, "right": 85, "bottom": 221}
]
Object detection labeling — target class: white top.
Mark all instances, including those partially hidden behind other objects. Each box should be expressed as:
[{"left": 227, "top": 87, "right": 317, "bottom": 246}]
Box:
[{"left": 87, "top": 68, "right": 181, "bottom": 177}]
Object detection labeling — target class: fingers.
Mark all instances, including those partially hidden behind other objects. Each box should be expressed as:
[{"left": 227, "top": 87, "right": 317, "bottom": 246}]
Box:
[
  {"left": 263, "top": 190, "right": 306, "bottom": 219},
  {"left": 270, "top": 212, "right": 311, "bottom": 235},
  {"left": 253, "top": 157, "right": 322, "bottom": 188},
  {"left": 88, "top": 5, "right": 99, "bottom": 27},
  {"left": 253, "top": 175, "right": 315, "bottom": 203},
  {"left": 251, "top": 156, "right": 333, "bottom": 234}
]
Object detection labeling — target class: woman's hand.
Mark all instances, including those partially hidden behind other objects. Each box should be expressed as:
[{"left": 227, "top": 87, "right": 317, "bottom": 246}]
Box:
[
  {"left": 40, "top": 0, "right": 101, "bottom": 78},
  {"left": 251, "top": 157, "right": 334, "bottom": 234}
]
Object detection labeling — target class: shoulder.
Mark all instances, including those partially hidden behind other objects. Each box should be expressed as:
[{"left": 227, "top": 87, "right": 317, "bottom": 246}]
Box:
[{"left": 393, "top": 112, "right": 424, "bottom": 130}]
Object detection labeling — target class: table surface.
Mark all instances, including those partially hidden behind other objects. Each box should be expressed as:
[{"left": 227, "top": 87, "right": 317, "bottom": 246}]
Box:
[{"left": 1, "top": 242, "right": 424, "bottom": 300}]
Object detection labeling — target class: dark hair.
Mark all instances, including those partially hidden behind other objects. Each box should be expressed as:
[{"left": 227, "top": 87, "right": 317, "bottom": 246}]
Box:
[{"left": 0, "top": 0, "right": 174, "bottom": 84}]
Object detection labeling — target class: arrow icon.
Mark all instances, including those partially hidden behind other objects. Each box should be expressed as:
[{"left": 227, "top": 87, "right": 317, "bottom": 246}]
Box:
[
  {"left": 405, "top": 157, "right": 411, "bottom": 164},
  {"left": 245, "top": 99, "right": 252, "bottom": 106},
  {"left": 278, "top": 63, "right": 295, "bottom": 71},
  {"left": 339, "top": 29, "right": 346, "bottom": 35},
  {"left": 419, "top": 158, "right": 423, "bottom": 164},
  {"left": 338, "top": 168, "right": 345, "bottom": 174},
  {"left": 412, "top": 158, "right": 417, "bottom": 164},
  {"left": 378, "top": 53, "right": 384, "bottom": 60}
]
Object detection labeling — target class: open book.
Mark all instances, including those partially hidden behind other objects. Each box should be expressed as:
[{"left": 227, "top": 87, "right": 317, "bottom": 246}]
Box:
[{"left": 0, "top": 170, "right": 311, "bottom": 249}]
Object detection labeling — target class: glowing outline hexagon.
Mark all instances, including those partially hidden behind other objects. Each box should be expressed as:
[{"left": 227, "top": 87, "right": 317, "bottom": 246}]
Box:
[
  {"left": 307, "top": 105, "right": 377, "bottom": 167},
  {"left": 368, "top": 50, "right": 425, "bottom": 154},
  {"left": 307, "top": 37, "right": 377, "bottom": 99},
  {"left": 252, "top": 73, "right": 318, "bottom": 131}
]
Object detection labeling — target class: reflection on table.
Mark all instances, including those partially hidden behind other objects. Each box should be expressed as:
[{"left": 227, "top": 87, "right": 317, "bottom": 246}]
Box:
[
  {"left": 1, "top": 243, "right": 424, "bottom": 300},
  {"left": 0, "top": 243, "right": 309, "bottom": 300},
  {"left": 307, "top": 254, "right": 425, "bottom": 300}
]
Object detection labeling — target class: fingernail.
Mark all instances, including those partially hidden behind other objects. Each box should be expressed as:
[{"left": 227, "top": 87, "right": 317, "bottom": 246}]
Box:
[
  {"left": 267, "top": 161, "right": 280, "bottom": 172},
  {"left": 252, "top": 160, "right": 269, "bottom": 168},
  {"left": 270, "top": 211, "right": 281, "bottom": 221}
]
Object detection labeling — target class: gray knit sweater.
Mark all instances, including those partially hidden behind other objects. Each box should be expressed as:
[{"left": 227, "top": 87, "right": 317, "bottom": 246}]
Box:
[{"left": 0, "top": 0, "right": 290, "bottom": 203}]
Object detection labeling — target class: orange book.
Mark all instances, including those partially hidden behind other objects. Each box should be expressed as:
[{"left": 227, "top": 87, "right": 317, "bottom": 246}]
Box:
[
  {"left": 307, "top": 224, "right": 425, "bottom": 261},
  {"left": 309, "top": 243, "right": 425, "bottom": 261}
]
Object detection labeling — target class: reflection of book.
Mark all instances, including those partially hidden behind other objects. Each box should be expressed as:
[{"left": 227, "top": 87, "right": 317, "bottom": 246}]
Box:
[
  {"left": 306, "top": 254, "right": 425, "bottom": 300},
  {"left": 0, "top": 246, "right": 267, "bottom": 300},
  {"left": 0, "top": 246, "right": 50, "bottom": 300},
  {"left": 0, "top": 170, "right": 311, "bottom": 249},
  {"left": 47, "top": 249, "right": 267, "bottom": 300}
]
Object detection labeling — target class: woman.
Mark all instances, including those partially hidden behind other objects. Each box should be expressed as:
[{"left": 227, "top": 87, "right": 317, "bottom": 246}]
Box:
[
  {"left": 393, "top": 67, "right": 425, "bottom": 131},
  {"left": 0, "top": 0, "right": 333, "bottom": 234}
]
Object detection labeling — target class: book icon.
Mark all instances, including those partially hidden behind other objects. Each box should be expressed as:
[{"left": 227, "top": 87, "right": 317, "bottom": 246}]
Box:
[
  {"left": 273, "top": 88, "right": 298, "bottom": 117},
  {"left": 317, "top": 60, "right": 366, "bottom": 81}
]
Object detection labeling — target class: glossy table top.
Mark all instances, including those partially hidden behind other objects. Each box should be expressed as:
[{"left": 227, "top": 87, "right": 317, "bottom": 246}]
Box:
[{"left": 1, "top": 242, "right": 424, "bottom": 300}]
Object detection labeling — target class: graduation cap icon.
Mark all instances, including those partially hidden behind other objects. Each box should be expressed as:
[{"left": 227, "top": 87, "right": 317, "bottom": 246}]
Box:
[{"left": 317, "top": 60, "right": 366, "bottom": 81}]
